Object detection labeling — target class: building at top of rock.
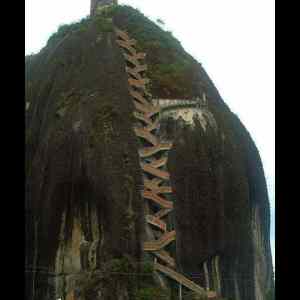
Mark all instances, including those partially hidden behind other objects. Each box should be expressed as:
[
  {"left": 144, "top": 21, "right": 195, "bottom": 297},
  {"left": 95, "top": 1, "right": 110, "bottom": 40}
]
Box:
[{"left": 90, "top": 0, "right": 118, "bottom": 17}]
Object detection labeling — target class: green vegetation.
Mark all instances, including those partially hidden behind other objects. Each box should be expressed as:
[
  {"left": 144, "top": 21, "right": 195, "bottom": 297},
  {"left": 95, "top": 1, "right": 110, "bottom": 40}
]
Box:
[
  {"left": 108, "top": 257, "right": 134, "bottom": 273},
  {"left": 140, "top": 261, "right": 154, "bottom": 274},
  {"left": 96, "top": 3, "right": 119, "bottom": 18},
  {"left": 148, "top": 61, "right": 193, "bottom": 96},
  {"left": 156, "top": 18, "right": 165, "bottom": 26},
  {"left": 113, "top": 5, "right": 182, "bottom": 50},
  {"left": 55, "top": 89, "right": 82, "bottom": 118},
  {"left": 105, "top": 257, "right": 153, "bottom": 277},
  {"left": 40, "top": 4, "right": 199, "bottom": 98},
  {"left": 94, "top": 15, "right": 114, "bottom": 32},
  {"left": 113, "top": 5, "right": 197, "bottom": 98},
  {"left": 46, "top": 4, "right": 118, "bottom": 47},
  {"left": 102, "top": 258, "right": 166, "bottom": 300},
  {"left": 47, "top": 17, "right": 91, "bottom": 46},
  {"left": 266, "top": 289, "right": 275, "bottom": 300},
  {"left": 93, "top": 3, "right": 119, "bottom": 32},
  {"left": 134, "top": 287, "right": 170, "bottom": 300},
  {"left": 106, "top": 259, "right": 168, "bottom": 300}
]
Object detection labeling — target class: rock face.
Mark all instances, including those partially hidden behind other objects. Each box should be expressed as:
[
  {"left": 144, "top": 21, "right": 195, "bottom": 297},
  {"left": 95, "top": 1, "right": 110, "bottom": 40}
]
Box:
[
  {"left": 164, "top": 108, "right": 273, "bottom": 300},
  {"left": 25, "top": 15, "right": 145, "bottom": 299},
  {"left": 25, "top": 5, "right": 274, "bottom": 300}
]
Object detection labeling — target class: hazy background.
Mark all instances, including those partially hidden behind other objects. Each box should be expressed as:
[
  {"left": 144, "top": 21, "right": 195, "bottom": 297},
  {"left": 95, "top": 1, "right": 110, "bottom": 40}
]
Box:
[{"left": 25, "top": 0, "right": 275, "bottom": 268}]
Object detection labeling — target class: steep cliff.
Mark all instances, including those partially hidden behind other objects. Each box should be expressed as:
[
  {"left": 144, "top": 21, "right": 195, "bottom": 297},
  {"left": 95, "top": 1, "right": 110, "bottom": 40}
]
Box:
[{"left": 25, "top": 5, "right": 274, "bottom": 300}]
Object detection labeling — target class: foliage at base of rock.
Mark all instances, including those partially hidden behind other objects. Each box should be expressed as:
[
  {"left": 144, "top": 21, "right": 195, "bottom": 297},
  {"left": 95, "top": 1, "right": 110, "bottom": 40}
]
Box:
[{"left": 134, "top": 287, "right": 170, "bottom": 300}]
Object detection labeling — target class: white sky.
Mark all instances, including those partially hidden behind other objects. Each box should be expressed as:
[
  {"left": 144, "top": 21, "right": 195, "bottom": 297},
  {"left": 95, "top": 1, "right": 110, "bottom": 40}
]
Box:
[{"left": 25, "top": 0, "right": 275, "bottom": 267}]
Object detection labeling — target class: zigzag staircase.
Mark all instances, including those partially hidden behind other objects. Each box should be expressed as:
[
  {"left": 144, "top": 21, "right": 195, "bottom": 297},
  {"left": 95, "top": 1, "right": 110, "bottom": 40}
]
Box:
[{"left": 115, "top": 27, "right": 218, "bottom": 299}]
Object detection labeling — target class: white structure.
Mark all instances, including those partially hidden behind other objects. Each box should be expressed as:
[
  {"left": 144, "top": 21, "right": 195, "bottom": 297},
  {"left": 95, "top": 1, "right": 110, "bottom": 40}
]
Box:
[{"left": 153, "top": 95, "right": 218, "bottom": 132}]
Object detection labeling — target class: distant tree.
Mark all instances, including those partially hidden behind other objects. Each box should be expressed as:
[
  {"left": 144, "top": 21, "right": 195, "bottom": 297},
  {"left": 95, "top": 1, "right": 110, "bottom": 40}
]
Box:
[{"left": 156, "top": 18, "right": 165, "bottom": 26}]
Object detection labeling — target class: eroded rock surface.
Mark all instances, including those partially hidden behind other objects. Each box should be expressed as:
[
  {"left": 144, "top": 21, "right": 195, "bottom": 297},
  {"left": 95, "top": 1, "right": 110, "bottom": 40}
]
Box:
[{"left": 26, "top": 5, "right": 274, "bottom": 300}]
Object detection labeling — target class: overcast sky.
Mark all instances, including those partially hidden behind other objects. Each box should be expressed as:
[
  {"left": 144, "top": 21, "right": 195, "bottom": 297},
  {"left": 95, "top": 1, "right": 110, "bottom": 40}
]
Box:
[{"left": 25, "top": 0, "right": 275, "bottom": 267}]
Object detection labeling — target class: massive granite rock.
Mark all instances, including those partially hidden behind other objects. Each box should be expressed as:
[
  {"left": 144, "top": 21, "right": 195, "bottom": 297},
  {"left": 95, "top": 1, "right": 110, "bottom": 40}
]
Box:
[
  {"left": 25, "top": 14, "right": 146, "bottom": 300},
  {"left": 25, "top": 5, "right": 274, "bottom": 300}
]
